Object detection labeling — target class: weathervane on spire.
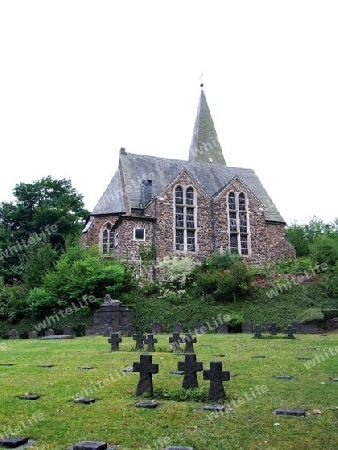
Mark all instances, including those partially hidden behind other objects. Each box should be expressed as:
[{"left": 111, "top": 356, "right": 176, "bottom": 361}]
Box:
[{"left": 199, "top": 73, "right": 204, "bottom": 88}]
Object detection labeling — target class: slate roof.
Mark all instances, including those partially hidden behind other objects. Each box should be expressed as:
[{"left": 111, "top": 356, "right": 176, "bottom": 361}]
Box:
[
  {"left": 92, "top": 151, "right": 285, "bottom": 223},
  {"left": 189, "top": 89, "right": 226, "bottom": 165},
  {"left": 92, "top": 170, "right": 124, "bottom": 214}
]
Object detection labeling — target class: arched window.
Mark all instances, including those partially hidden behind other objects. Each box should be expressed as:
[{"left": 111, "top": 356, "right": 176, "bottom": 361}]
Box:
[
  {"left": 175, "top": 186, "right": 183, "bottom": 205},
  {"left": 228, "top": 192, "right": 249, "bottom": 255},
  {"left": 102, "top": 223, "right": 114, "bottom": 254},
  {"left": 175, "top": 186, "right": 196, "bottom": 252}
]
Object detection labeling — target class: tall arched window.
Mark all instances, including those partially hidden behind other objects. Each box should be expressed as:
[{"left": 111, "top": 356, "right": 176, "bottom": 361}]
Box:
[
  {"left": 102, "top": 223, "right": 114, "bottom": 254},
  {"left": 228, "top": 192, "right": 249, "bottom": 255},
  {"left": 175, "top": 186, "right": 196, "bottom": 252}
]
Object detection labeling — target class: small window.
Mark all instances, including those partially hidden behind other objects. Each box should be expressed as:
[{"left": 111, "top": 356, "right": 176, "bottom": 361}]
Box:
[
  {"left": 134, "top": 228, "right": 145, "bottom": 241},
  {"left": 186, "top": 207, "right": 195, "bottom": 228},
  {"left": 175, "top": 207, "right": 184, "bottom": 227},
  {"left": 228, "top": 192, "right": 236, "bottom": 210},
  {"left": 102, "top": 223, "right": 114, "bottom": 254},
  {"left": 175, "top": 186, "right": 183, "bottom": 205},
  {"left": 186, "top": 187, "right": 194, "bottom": 205},
  {"left": 239, "top": 193, "right": 246, "bottom": 211}
]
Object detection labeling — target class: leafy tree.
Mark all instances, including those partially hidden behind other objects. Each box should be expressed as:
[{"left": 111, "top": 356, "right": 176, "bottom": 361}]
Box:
[
  {"left": 286, "top": 216, "right": 338, "bottom": 257},
  {"left": 18, "top": 241, "right": 58, "bottom": 289},
  {"left": 309, "top": 234, "right": 338, "bottom": 268},
  {"left": 0, "top": 176, "right": 89, "bottom": 283}
]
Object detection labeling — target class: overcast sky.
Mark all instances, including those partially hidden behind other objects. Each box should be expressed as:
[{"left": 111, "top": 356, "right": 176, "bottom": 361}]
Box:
[{"left": 1, "top": 1, "right": 337, "bottom": 225}]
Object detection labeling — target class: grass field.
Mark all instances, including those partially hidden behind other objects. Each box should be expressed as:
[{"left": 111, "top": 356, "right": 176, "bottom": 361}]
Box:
[{"left": 0, "top": 333, "right": 337, "bottom": 450}]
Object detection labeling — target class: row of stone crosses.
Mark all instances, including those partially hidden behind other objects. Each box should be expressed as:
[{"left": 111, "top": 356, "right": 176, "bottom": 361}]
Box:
[
  {"left": 108, "top": 325, "right": 296, "bottom": 352},
  {"left": 108, "top": 331, "right": 198, "bottom": 352}
]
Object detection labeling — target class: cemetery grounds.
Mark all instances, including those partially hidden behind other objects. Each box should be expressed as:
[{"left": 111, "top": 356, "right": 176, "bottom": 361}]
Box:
[{"left": 0, "top": 333, "right": 337, "bottom": 450}]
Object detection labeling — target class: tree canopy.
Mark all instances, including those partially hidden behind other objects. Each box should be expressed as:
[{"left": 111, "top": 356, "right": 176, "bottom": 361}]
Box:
[{"left": 0, "top": 176, "right": 89, "bottom": 283}]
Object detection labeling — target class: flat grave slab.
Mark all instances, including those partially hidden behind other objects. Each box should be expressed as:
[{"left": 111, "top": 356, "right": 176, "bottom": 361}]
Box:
[
  {"left": 198, "top": 405, "right": 226, "bottom": 411},
  {"left": 0, "top": 364, "right": 14, "bottom": 366},
  {"left": 212, "top": 354, "right": 225, "bottom": 357},
  {"left": 168, "top": 371, "right": 184, "bottom": 375},
  {"left": 79, "top": 366, "right": 94, "bottom": 370},
  {"left": 134, "top": 401, "right": 159, "bottom": 408},
  {"left": 298, "top": 357, "right": 311, "bottom": 360},
  {"left": 164, "top": 447, "right": 195, "bottom": 450},
  {"left": 73, "top": 398, "right": 96, "bottom": 404},
  {"left": 331, "top": 378, "right": 338, "bottom": 382},
  {"left": 0, "top": 437, "right": 29, "bottom": 447},
  {"left": 37, "top": 364, "right": 54, "bottom": 368},
  {"left": 273, "top": 376, "right": 294, "bottom": 380},
  {"left": 273, "top": 408, "right": 306, "bottom": 416},
  {"left": 18, "top": 395, "right": 41, "bottom": 400},
  {"left": 252, "top": 355, "right": 266, "bottom": 358},
  {"left": 73, "top": 442, "right": 108, "bottom": 450}
]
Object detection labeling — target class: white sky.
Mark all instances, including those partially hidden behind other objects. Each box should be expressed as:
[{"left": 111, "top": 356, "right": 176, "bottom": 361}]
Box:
[{"left": 0, "top": 1, "right": 337, "bottom": 225}]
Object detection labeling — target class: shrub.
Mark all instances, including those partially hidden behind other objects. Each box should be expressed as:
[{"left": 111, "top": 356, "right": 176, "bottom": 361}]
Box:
[{"left": 296, "top": 308, "right": 324, "bottom": 324}]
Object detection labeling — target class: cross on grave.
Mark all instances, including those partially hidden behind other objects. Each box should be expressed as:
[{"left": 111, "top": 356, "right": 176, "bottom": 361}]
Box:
[
  {"left": 178, "top": 353, "right": 203, "bottom": 389},
  {"left": 266, "top": 322, "right": 278, "bottom": 336},
  {"left": 286, "top": 324, "right": 295, "bottom": 339},
  {"left": 133, "top": 353, "right": 159, "bottom": 397},
  {"left": 133, "top": 331, "right": 145, "bottom": 350},
  {"left": 169, "top": 332, "right": 183, "bottom": 352},
  {"left": 253, "top": 324, "right": 263, "bottom": 339},
  {"left": 183, "top": 333, "right": 197, "bottom": 353},
  {"left": 108, "top": 333, "right": 122, "bottom": 351},
  {"left": 203, "top": 361, "right": 230, "bottom": 400},
  {"left": 144, "top": 334, "right": 157, "bottom": 352}
]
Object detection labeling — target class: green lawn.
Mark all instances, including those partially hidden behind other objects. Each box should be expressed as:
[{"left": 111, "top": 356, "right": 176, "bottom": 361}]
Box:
[{"left": 0, "top": 333, "right": 337, "bottom": 450}]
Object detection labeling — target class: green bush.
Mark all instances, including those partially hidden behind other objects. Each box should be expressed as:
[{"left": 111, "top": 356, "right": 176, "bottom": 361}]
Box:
[
  {"left": 309, "top": 235, "right": 338, "bottom": 268},
  {"left": 295, "top": 308, "right": 324, "bottom": 324},
  {"left": 27, "top": 287, "right": 52, "bottom": 317}
]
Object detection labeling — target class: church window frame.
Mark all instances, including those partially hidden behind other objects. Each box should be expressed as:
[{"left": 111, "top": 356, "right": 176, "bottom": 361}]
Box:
[
  {"left": 227, "top": 191, "right": 250, "bottom": 256},
  {"left": 102, "top": 222, "right": 115, "bottom": 254},
  {"left": 174, "top": 185, "right": 196, "bottom": 252},
  {"left": 133, "top": 227, "right": 145, "bottom": 241}
]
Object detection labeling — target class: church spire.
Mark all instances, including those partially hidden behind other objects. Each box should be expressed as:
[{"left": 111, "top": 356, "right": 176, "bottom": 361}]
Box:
[{"left": 188, "top": 83, "right": 226, "bottom": 165}]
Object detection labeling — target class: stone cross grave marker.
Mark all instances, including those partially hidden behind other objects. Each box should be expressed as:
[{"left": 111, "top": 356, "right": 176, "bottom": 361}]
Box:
[
  {"left": 133, "top": 353, "right": 159, "bottom": 397},
  {"left": 203, "top": 361, "right": 230, "bottom": 400},
  {"left": 286, "top": 324, "right": 295, "bottom": 339},
  {"left": 173, "top": 322, "right": 183, "bottom": 333},
  {"left": 152, "top": 322, "right": 162, "bottom": 334},
  {"left": 108, "top": 333, "right": 122, "bottom": 351},
  {"left": 178, "top": 353, "right": 203, "bottom": 389},
  {"left": 218, "top": 323, "right": 228, "bottom": 334},
  {"left": 28, "top": 331, "right": 38, "bottom": 339},
  {"left": 133, "top": 331, "right": 145, "bottom": 350},
  {"left": 45, "top": 329, "right": 54, "bottom": 336},
  {"left": 169, "top": 332, "right": 183, "bottom": 352},
  {"left": 63, "top": 326, "right": 73, "bottom": 335},
  {"left": 183, "top": 333, "right": 197, "bottom": 353},
  {"left": 8, "top": 329, "right": 20, "bottom": 339},
  {"left": 127, "top": 323, "right": 136, "bottom": 337},
  {"left": 144, "top": 334, "right": 157, "bottom": 352},
  {"left": 253, "top": 324, "right": 263, "bottom": 339},
  {"left": 266, "top": 322, "right": 277, "bottom": 335}
]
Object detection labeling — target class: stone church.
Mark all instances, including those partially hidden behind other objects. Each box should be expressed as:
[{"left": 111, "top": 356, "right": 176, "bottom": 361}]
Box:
[{"left": 82, "top": 86, "right": 295, "bottom": 274}]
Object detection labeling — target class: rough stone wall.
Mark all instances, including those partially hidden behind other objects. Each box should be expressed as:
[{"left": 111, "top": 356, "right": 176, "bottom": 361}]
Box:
[
  {"left": 147, "top": 170, "right": 213, "bottom": 263},
  {"left": 212, "top": 178, "right": 295, "bottom": 266},
  {"left": 82, "top": 215, "right": 120, "bottom": 249}
]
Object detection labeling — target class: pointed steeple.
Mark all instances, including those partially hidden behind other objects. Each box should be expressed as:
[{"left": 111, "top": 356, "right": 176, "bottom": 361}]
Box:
[{"left": 189, "top": 84, "right": 226, "bottom": 165}]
